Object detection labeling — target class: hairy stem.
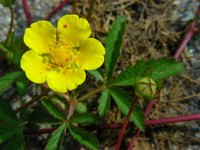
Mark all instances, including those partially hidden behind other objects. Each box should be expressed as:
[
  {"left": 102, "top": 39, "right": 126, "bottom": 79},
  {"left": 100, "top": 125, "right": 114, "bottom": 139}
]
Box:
[
  {"left": 76, "top": 85, "right": 105, "bottom": 102},
  {"left": 14, "top": 89, "right": 50, "bottom": 113},
  {"left": 67, "top": 97, "right": 75, "bottom": 119},
  {"left": 115, "top": 97, "right": 138, "bottom": 150},
  {"left": 45, "top": 0, "right": 69, "bottom": 20},
  {"left": 6, "top": 6, "right": 14, "bottom": 42},
  {"left": 87, "top": 0, "right": 96, "bottom": 22},
  {"left": 21, "top": 0, "right": 32, "bottom": 25}
]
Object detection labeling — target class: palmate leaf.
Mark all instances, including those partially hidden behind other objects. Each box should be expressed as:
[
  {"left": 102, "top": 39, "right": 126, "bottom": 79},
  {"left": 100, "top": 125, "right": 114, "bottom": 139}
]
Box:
[
  {"left": 108, "top": 87, "right": 145, "bottom": 131},
  {"left": 68, "top": 124, "right": 99, "bottom": 150},
  {"left": 105, "top": 16, "right": 126, "bottom": 80},
  {"left": 45, "top": 123, "right": 67, "bottom": 150},
  {"left": 98, "top": 90, "right": 110, "bottom": 117},
  {"left": 87, "top": 69, "right": 104, "bottom": 81}
]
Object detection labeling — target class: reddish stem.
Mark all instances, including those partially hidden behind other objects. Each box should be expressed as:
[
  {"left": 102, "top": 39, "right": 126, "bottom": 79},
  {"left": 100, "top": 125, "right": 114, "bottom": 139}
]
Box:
[
  {"left": 21, "top": 0, "right": 32, "bottom": 25},
  {"left": 146, "top": 113, "right": 200, "bottom": 125},
  {"left": 173, "top": 23, "right": 198, "bottom": 59},
  {"left": 127, "top": 99, "right": 157, "bottom": 150},
  {"left": 24, "top": 113, "right": 200, "bottom": 135},
  {"left": 45, "top": 0, "right": 69, "bottom": 20},
  {"left": 115, "top": 98, "right": 138, "bottom": 150}
]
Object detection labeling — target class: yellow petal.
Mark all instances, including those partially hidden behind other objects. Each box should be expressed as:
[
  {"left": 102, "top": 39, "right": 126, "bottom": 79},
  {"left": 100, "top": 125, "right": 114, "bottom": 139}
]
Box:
[
  {"left": 47, "top": 69, "right": 86, "bottom": 93},
  {"left": 57, "top": 14, "right": 91, "bottom": 46},
  {"left": 20, "top": 50, "right": 49, "bottom": 83},
  {"left": 24, "top": 21, "right": 56, "bottom": 54},
  {"left": 76, "top": 38, "right": 105, "bottom": 70}
]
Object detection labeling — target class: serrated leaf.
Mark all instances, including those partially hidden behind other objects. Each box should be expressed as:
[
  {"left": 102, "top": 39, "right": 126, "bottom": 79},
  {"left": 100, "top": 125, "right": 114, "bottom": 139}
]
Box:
[
  {"left": 68, "top": 124, "right": 99, "bottom": 150},
  {"left": 105, "top": 16, "right": 126, "bottom": 80},
  {"left": 41, "top": 98, "right": 66, "bottom": 121},
  {"left": 107, "top": 65, "right": 135, "bottom": 87},
  {"left": 109, "top": 88, "right": 145, "bottom": 131},
  {"left": 87, "top": 69, "right": 104, "bottom": 81},
  {"left": 16, "top": 72, "right": 27, "bottom": 96},
  {"left": 98, "top": 90, "right": 110, "bottom": 117},
  {"left": 70, "top": 113, "right": 98, "bottom": 124},
  {"left": 0, "top": 71, "right": 21, "bottom": 93},
  {"left": 133, "top": 57, "right": 184, "bottom": 84},
  {"left": 45, "top": 123, "right": 67, "bottom": 150}
]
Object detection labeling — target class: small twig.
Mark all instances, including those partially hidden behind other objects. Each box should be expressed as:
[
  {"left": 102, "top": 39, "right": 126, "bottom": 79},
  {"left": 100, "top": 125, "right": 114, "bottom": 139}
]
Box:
[
  {"left": 72, "top": 0, "right": 77, "bottom": 14},
  {"left": 14, "top": 89, "right": 50, "bottom": 113},
  {"left": 21, "top": 0, "right": 32, "bottom": 25},
  {"left": 115, "top": 97, "right": 138, "bottom": 150},
  {"left": 6, "top": 6, "right": 14, "bottom": 42},
  {"left": 76, "top": 85, "right": 105, "bottom": 102},
  {"left": 24, "top": 128, "right": 56, "bottom": 134},
  {"left": 87, "top": 0, "right": 96, "bottom": 22},
  {"left": 45, "top": 0, "right": 69, "bottom": 20}
]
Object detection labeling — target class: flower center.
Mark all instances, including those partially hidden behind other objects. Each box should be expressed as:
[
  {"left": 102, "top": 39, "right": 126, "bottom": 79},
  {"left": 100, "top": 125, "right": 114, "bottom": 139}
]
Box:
[{"left": 42, "top": 40, "right": 79, "bottom": 70}]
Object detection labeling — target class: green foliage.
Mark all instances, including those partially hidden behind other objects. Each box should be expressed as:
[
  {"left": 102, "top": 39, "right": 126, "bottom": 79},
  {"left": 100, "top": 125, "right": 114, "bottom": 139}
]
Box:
[
  {"left": 98, "top": 90, "right": 110, "bottom": 117},
  {"left": 0, "top": 33, "right": 24, "bottom": 66},
  {"left": 68, "top": 124, "right": 99, "bottom": 150},
  {"left": 109, "top": 88, "right": 145, "bottom": 131},
  {"left": 87, "top": 69, "right": 104, "bottom": 81},
  {"left": 70, "top": 113, "right": 99, "bottom": 124},
  {"left": 74, "top": 102, "right": 88, "bottom": 114},
  {"left": 41, "top": 98, "right": 66, "bottom": 121},
  {"left": 16, "top": 72, "right": 28, "bottom": 95},
  {"left": 0, "top": 98, "right": 25, "bottom": 149},
  {"left": 0, "top": 0, "right": 15, "bottom": 7},
  {"left": 105, "top": 16, "right": 126, "bottom": 80},
  {"left": 45, "top": 123, "right": 67, "bottom": 150},
  {"left": 0, "top": 71, "right": 21, "bottom": 93},
  {"left": 133, "top": 57, "right": 184, "bottom": 84},
  {"left": 107, "top": 65, "right": 135, "bottom": 87}
]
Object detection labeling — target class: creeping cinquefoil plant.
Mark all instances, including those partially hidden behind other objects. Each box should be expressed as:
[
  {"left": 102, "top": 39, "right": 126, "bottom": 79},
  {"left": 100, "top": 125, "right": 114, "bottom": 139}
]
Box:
[{"left": 21, "top": 14, "right": 105, "bottom": 93}]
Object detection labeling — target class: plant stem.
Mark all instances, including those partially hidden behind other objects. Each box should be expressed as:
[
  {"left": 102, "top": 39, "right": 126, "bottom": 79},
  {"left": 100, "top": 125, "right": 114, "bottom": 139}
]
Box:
[
  {"left": 14, "top": 89, "right": 50, "bottom": 113},
  {"left": 45, "top": 0, "right": 69, "bottom": 20},
  {"left": 67, "top": 97, "right": 75, "bottom": 119},
  {"left": 72, "top": 0, "right": 77, "bottom": 14},
  {"left": 173, "top": 22, "right": 198, "bottom": 59},
  {"left": 115, "top": 97, "right": 138, "bottom": 150},
  {"left": 146, "top": 113, "right": 200, "bottom": 125},
  {"left": 76, "top": 85, "right": 105, "bottom": 102},
  {"left": 6, "top": 6, "right": 14, "bottom": 42},
  {"left": 87, "top": 0, "right": 96, "bottom": 22},
  {"left": 21, "top": 0, "right": 32, "bottom": 25},
  {"left": 24, "top": 128, "right": 56, "bottom": 134}
]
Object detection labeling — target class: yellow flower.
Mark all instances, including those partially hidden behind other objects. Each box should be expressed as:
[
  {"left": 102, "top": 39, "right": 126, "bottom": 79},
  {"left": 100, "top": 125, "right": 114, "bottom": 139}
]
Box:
[{"left": 21, "top": 14, "right": 105, "bottom": 93}]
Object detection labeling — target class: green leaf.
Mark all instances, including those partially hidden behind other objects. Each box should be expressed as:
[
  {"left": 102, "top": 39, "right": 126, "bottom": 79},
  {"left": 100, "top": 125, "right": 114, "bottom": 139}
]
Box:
[
  {"left": 87, "top": 69, "right": 104, "bottom": 81},
  {"left": 0, "top": 71, "right": 21, "bottom": 93},
  {"left": 0, "top": 0, "right": 15, "bottom": 7},
  {"left": 109, "top": 88, "right": 145, "bottom": 131},
  {"left": 41, "top": 98, "right": 66, "bottom": 121},
  {"left": 45, "top": 123, "right": 67, "bottom": 150},
  {"left": 2, "top": 129, "right": 25, "bottom": 150},
  {"left": 74, "top": 102, "right": 88, "bottom": 114},
  {"left": 16, "top": 72, "right": 27, "bottom": 96},
  {"left": 0, "top": 123, "right": 19, "bottom": 143},
  {"left": 70, "top": 113, "right": 99, "bottom": 124},
  {"left": 98, "top": 90, "right": 110, "bottom": 117},
  {"left": 107, "top": 65, "right": 135, "bottom": 87},
  {"left": 68, "top": 124, "right": 99, "bottom": 150},
  {"left": 105, "top": 16, "right": 126, "bottom": 80},
  {"left": 133, "top": 57, "right": 184, "bottom": 84}
]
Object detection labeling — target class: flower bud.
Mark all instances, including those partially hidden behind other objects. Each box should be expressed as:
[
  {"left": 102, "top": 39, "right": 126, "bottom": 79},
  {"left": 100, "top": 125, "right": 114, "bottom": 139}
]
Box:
[{"left": 135, "top": 77, "right": 157, "bottom": 100}]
